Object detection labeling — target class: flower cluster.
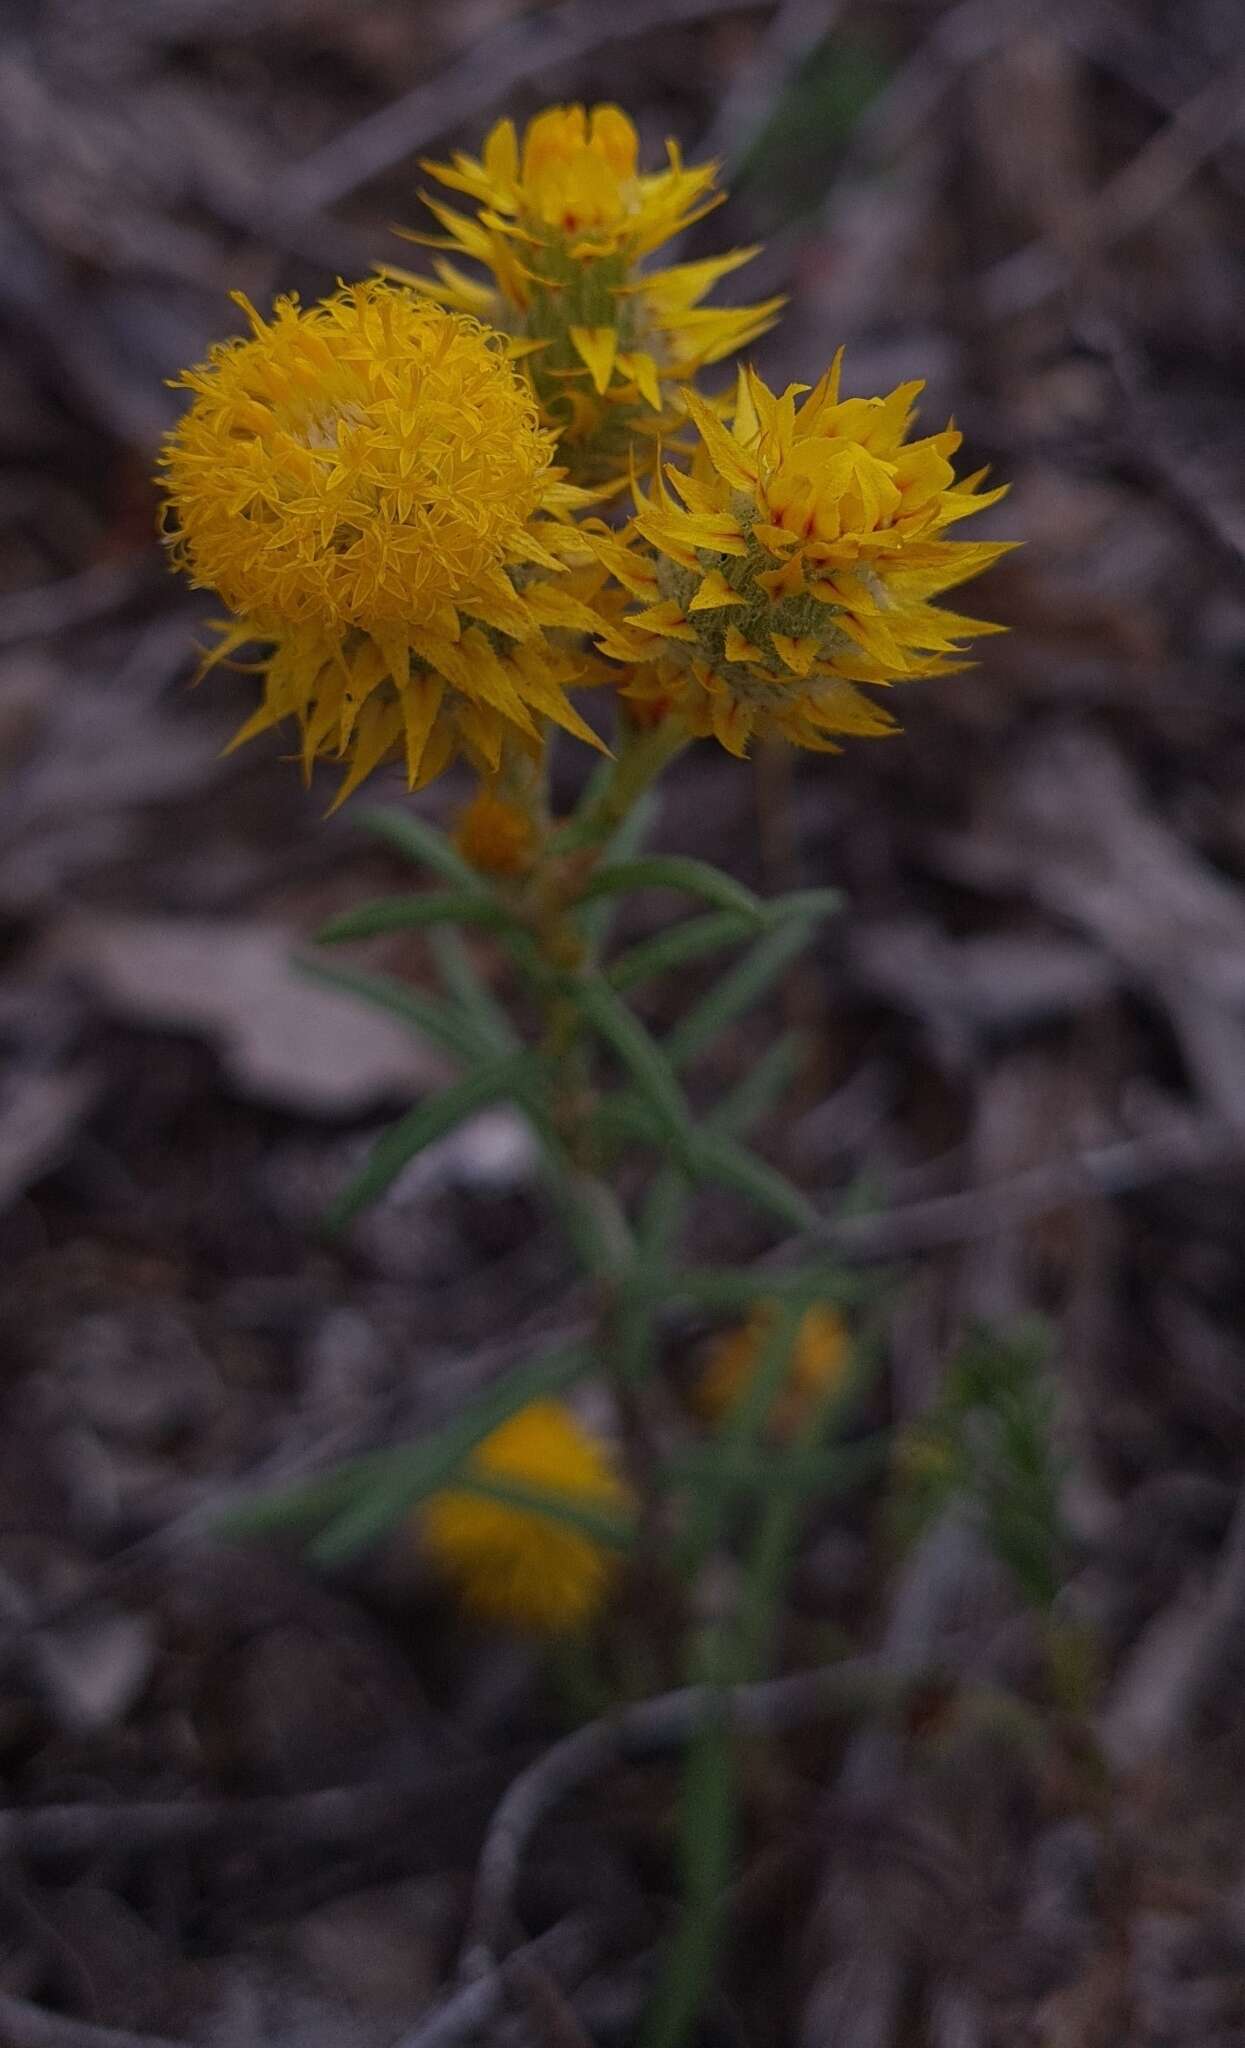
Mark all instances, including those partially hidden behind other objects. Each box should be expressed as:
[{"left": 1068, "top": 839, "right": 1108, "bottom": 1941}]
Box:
[
  {"left": 158, "top": 103, "right": 1013, "bottom": 803},
  {"left": 697, "top": 1302, "right": 850, "bottom": 1438},
  {"left": 590, "top": 361, "right": 1013, "bottom": 755},
  {"left": 160, "top": 283, "right": 605, "bottom": 803},
  {"left": 422, "top": 1401, "right": 629, "bottom": 1633},
  {"left": 392, "top": 104, "right": 781, "bottom": 478}
]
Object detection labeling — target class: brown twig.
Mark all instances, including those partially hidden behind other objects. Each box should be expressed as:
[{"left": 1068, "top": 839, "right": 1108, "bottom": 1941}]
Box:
[
  {"left": 0, "top": 1991, "right": 186, "bottom": 2048},
  {"left": 1087, "top": 313, "right": 1245, "bottom": 583},
  {"left": 980, "top": 58, "right": 1245, "bottom": 318},
  {"left": 459, "top": 1657, "right": 889, "bottom": 1980},
  {"left": 395, "top": 1914, "right": 606, "bottom": 2048},
  {"left": 1060, "top": 0, "right": 1245, "bottom": 199},
  {"left": 808, "top": 1115, "right": 1241, "bottom": 1266},
  {"left": 503, "top": 1954, "right": 599, "bottom": 2048},
  {"left": 0, "top": 1758, "right": 499, "bottom": 1862},
  {"left": 1099, "top": 1476, "right": 1245, "bottom": 1772},
  {"left": 0, "top": 562, "right": 151, "bottom": 647}
]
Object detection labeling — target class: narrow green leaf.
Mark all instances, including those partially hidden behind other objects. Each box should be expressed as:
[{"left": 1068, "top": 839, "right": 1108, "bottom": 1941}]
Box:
[
  {"left": 767, "top": 886, "right": 843, "bottom": 923},
  {"left": 635, "top": 1159, "right": 690, "bottom": 1266},
  {"left": 590, "top": 1095, "right": 662, "bottom": 1150},
  {"left": 295, "top": 956, "right": 485, "bottom": 1063},
  {"left": 641, "top": 1707, "right": 736, "bottom": 2048},
  {"left": 733, "top": 1329, "right": 886, "bottom": 1680},
  {"left": 572, "top": 973, "right": 700, "bottom": 1174},
  {"left": 578, "top": 788, "right": 659, "bottom": 954},
  {"left": 710, "top": 1030, "right": 805, "bottom": 1137},
  {"left": 326, "top": 1054, "right": 539, "bottom": 1232},
  {"left": 316, "top": 891, "right": 516, "bottom": 945},
  {"left": 662, "top": 1436, "right": 888, "bottom": 1497},
  {"left": 300, "top": 1344, "right": 593, "bottom": 1566},
  {"left": 666, "top": 916, "right": 818, "bottom": 1072},
  {"left": 354, "top": 804, "right": 479, "bottom": 888},
  {"left": 693, "top": 1130, "right": 822, "bottom": 1235},
  {"left": 221, "top": 1341, "right": 593, "bottom": 1547},
  {"left": 426, "top": 926, "right": 518, "bottom": 1055},
  {"left": 452, "top": 1472, "right": 635, "bottom": 1550},
  {"left": 628, "top": 1033, "right": 806, "bottom": 1267},
  {"left": 606, "top": 910, "right": 757, "bottom": 993},
  {"left": 420, "top": 933, "right": 631, "bottom": 1280},
  {"left": 659, "top": 1263, "right": 876, "bottom": 1313},
  {"left": 581, "top": 857, "right": 763, "bottom": 922}
]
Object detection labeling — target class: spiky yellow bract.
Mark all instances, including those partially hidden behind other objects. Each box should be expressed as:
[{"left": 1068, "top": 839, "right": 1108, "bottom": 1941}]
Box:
[
  {"left": 423, "top": 1401, "right": 630, "bottom": 1634},
  {"left": 452, "top": 787, "right": 537, "bottom": 876},
  {"left": 590, "top": 355, "right": 1016, "bottom": 757},
  {"left": 697, "top": 1303, "right": 850, "bottom": 1440},
  {"left": 393, "top": 105, "right": 782, "bottom": 482},
  {"left": 159, "top": 283, "right": 608, "bottom": 803}
]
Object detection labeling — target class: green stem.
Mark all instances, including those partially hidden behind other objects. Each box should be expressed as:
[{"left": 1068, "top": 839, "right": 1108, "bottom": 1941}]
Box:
[
  {"left": 550, "top": 714, "right": 689, "bottom": 854},
  {"left": 639, "top": 1704, "right": 736, "bottom": 2048}
]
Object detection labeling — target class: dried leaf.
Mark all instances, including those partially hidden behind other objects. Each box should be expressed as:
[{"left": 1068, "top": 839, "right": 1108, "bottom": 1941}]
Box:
[{"left": 50, "top": 913, "right": 448, "bottom": 1115}]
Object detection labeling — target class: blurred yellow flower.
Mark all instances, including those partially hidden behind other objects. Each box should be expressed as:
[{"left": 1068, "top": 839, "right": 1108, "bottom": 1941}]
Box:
[
  {"left": 159, "top": 282, "right": 606, "bottom": 803},
  {"left": 423, "top": 1401, "right": 630, "bottom": 1633},
  {"left": 452, "top": 787, "right": 537, "bottom": 876},
  {"left": 590, "top": 356, "right": 1016, "bottom": 756},
  {"left": 697, "top": 1302, "right": 850, "bottom": 1439},
  {"left": 392, "top": 104, "right": 781, "bottom": 477}
]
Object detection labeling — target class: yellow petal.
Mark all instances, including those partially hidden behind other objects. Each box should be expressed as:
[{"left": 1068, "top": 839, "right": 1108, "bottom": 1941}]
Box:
[
  {"left": 631, "top": 598, "right": 699, "bottom": 643},
  {"left": 483, "top": 117, "right": 519, "bottom": 190},
  {"left": 455, "top": 701, "right": 505, "bottom": 775},
  {"left": 523, "top": 582, "right": 607, "bottom": 634},
  {"left": 680, "top": 386, "right": 759, "bottom": 493},
  {"left": 689, "top": 569, "right": 745, "bottom": 612},
  {"left": 569, "top": 325, "right": 618, "bottom": 396},
  {"left": 755, "top": 556, "right": 806, "bottom": 600},
  {"left": 750, "top": 521, "right": 801, "bottom": 555},
  {"left": 770, "top": 633, "right": 819, "bottom": 676},
  {"left": 595, "top": 621, "right": 654, "bottom": 661},
  {"left": 724, "top": 625, "right": 763, "bottom": 665},
  {"left": 733, "top": 363, "right": 762, "bottom": 448},
  {"left": 327, "top": 697, "right": 403, "bottom": 813},
  {"left": 710, "top": 692, "right": 753, "bottom": 756},
  {"left": 401, "top": 673, "right": 445, "bottom": 785},
  {"left": 639, "top": 247, "right": 761, "bottom": 312},
  {"left": 797, "top": 347, "right": 846, "bottom": 432},
  {"left": 616, "top": 349, "right": 662, "bottom": 411}
]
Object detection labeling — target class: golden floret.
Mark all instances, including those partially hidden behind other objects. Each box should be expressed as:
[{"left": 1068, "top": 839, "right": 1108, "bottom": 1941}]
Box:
[
  {"left": 422, "top": 1401, "right": 630, "bottom": 1634},
  {"left": 452, "top": 787, "right": 538, "bottom": 876},
  {"left": 697, "top": 1302, "right": 850, "bottom": 1439},
  {"left": 158, "top": 282, "right": 606, "bottom": 802},
  {"left": 590, "top": 355, "right": 1016, "bottom": 756},
  {"left": 392, "top": 105, "right": 782, "bottom": 480}
]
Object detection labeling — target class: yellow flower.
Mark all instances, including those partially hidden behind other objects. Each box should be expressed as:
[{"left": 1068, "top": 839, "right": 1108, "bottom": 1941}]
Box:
[
  {"left": 158, "top": 282, "right": 607, "bottom": 803},
  {"left": 422, "top": 1401, "right": 630, "bottom": 1634},
  {"left": 391, "top": 105, "right": 782, "bottom": 479},
  {"left": 590, "top": 356, "right": 1016, "bottom": 756},
  {"left": 697, "top": 1302, "right": 850, "bottom": 1439},
  {"left": 452, "top": 786, "right": 537, "bottom": 876}
]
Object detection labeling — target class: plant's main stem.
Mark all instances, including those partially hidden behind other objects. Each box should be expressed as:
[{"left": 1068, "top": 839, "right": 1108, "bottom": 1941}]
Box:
[{"left": 500, "top": 713, "right": 694, "bottom": 1668}]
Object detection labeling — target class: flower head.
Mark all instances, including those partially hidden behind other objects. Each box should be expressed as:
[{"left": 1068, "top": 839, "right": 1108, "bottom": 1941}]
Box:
[
  {"left": 422, "top": 1401, "right": 630, "bottom": 1633},
  {"left": 159, "top": 282, "right": 606, "bottom": 802},
  {"left": 393, "top": 105, "right": 782, "bottom": 479},
  {"left": 591, "top": 356, "right": 1016, "bottom": 755},
  {"left": 697, "top": 1302, "right": 850, "bottom": 1439}
]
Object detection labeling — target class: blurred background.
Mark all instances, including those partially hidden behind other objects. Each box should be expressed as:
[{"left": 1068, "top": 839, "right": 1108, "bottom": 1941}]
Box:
[{"left": 2, "top": 1, "right": 1245, "bottom": 2042}]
